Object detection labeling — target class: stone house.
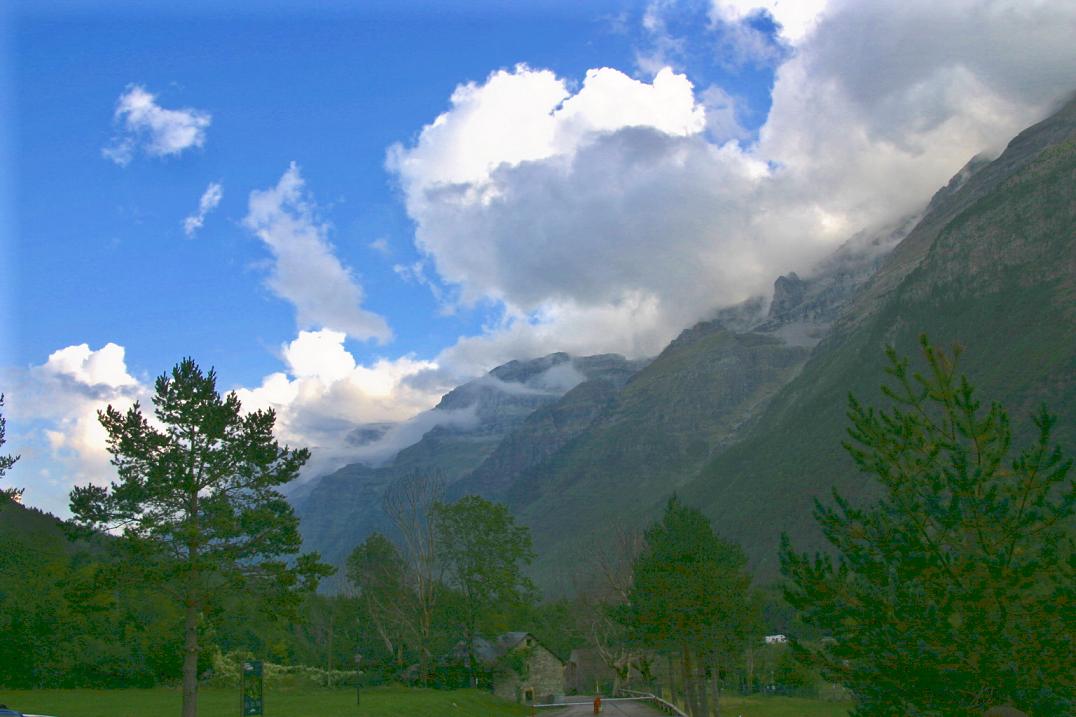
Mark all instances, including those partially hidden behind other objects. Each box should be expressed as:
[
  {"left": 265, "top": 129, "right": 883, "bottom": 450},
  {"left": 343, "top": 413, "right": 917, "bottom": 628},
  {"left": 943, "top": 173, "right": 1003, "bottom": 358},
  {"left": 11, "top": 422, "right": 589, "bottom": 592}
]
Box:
[{"left": 457, "top": 632, "right": 565, "bottom": 703}]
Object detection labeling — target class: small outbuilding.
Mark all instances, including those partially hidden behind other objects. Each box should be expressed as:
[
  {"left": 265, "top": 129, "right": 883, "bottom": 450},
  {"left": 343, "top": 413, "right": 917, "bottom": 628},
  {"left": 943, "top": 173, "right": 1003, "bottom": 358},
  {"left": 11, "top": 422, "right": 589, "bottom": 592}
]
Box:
[{"left": 455, "top": 632, "right": 565, "bottom": 704}]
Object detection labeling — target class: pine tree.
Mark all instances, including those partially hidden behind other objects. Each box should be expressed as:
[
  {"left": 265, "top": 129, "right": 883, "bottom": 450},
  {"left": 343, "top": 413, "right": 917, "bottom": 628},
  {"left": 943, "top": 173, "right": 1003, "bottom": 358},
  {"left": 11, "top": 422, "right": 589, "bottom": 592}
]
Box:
[
  {"left": 0, "top": 394, "right": 21, "bottom": 501},
  {"left": 781, "top": 337, "right": 1074, "bottom": 716},
  {"left": 70, "top": 358, "right": 332, "bottom": 717}
]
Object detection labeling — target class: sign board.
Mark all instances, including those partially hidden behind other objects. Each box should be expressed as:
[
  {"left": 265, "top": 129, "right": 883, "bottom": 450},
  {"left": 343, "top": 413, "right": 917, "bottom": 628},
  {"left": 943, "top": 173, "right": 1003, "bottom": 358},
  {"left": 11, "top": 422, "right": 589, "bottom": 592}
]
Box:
[{"left": 241, "top": 660, "right": 264, "bottom": 716}]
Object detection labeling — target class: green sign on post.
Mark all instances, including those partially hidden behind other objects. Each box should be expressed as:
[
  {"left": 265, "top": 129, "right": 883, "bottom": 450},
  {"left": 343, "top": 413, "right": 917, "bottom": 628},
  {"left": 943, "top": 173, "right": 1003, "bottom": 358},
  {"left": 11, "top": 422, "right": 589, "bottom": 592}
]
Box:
[{"left": 242, "top": 660, "right": 264, "bottom": 716}]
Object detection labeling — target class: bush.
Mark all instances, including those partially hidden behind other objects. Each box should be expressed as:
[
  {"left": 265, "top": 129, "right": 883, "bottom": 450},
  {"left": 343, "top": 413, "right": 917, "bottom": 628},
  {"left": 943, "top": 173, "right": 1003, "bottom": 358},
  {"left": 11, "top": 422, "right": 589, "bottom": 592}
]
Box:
[{"left": 205, "top": 650, "right": 358, "bottom": 689}]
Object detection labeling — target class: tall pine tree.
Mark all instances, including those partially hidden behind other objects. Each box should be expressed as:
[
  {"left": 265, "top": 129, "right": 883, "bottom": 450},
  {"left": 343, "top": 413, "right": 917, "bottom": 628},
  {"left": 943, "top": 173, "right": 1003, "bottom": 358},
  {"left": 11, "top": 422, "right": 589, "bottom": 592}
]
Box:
[
  {"left": 70, "top": 358, "right": 331, "bottom": 717},
  {"left": 781, "top": 338, "right": 1074, "bottom": 716},
  {"left": 0, "top": 394, "right": 20, "bottom": 501}
]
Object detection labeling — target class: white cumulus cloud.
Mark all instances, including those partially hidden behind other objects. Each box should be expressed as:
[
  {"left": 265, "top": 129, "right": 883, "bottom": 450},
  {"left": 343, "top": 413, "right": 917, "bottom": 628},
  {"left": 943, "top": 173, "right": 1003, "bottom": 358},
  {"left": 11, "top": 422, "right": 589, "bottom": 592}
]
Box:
[
  {"left": 1, "top": 343, "right": 148, "bottom": 512},
  {"left": 244, "top": 163, "right": 392, "bottom": 343},
  {"left": 4, "top": 333, "right": 445, "bottom": 515},
  {"left": 388, "top": 0, "right": 1076, "bottom": 378},
  {"left": 183, "top": 181, "right": 223, "bottom": 237},
  {"left": 711, "top": 0, "right": 828, "bottom": 44},
  {"left": 103, "top": 85, "right": 211, "bottom": 166},
  {"left": 234, "top": 329, "right": 441, "bottom": 472}
]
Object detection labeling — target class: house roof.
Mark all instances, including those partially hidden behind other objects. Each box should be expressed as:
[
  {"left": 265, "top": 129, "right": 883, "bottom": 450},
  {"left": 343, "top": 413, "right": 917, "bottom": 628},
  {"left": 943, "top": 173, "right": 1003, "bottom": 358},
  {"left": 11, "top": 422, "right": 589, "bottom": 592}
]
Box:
[{"left": 452, "top": 632, "right": 564, "bottom": 666}]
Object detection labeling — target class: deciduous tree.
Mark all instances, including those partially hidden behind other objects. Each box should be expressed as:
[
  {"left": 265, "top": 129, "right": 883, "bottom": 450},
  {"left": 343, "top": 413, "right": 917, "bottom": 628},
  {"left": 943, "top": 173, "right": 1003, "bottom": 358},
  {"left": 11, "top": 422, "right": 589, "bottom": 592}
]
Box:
[
  {"left": 346, "top": 532, "right": 411, "bottom": 666},
  {"left": 433, "top": 495, "right": 535, "bottom": 687},
  {"left": 383, "top": 470, "right": 445, "bottom": 683},
  {"left": 620, "top": 496, "right": 756, "bottom": 717}
]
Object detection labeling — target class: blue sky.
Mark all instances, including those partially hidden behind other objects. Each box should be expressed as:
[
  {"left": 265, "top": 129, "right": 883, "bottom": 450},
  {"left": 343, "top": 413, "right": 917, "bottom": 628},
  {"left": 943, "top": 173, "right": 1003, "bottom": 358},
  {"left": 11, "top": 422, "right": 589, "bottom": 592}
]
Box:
[
  {"left": 9, "top": 1, "right": 637, "bottom": 382},
  {"left": 7, "top": 0, "right": 781, "bottom": 385},
  {"left": 4, "top": 0, "right": 1074, "bottom": 515}
]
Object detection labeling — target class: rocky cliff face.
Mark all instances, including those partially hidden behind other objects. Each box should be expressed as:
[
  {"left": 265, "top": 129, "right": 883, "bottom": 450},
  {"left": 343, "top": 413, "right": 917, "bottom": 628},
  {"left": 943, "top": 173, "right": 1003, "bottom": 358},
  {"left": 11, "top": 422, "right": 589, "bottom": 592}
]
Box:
[{"left": 714, "top": 215, "right": 922, "bottom": 347}]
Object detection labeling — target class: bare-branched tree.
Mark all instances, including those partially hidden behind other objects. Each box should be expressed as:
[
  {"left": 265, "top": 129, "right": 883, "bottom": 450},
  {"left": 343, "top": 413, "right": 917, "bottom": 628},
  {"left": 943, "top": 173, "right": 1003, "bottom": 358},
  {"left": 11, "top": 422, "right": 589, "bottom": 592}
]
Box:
[{"left": 382, "top": 469, "right": 445, "bottom": 684}]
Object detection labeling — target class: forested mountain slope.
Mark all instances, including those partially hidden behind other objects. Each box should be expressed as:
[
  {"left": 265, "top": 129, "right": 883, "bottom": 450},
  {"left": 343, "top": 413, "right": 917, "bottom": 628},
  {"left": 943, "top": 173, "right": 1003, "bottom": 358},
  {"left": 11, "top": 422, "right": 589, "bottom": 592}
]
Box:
[
  {"left": 510, "top": 327, "right": 811, "bottom": 589},
  {"left": 679, "top": 95, "right": 1076, "bottom": 579},
  {"left": 295, "top": 353, "right": 642, "bottom": 572}
]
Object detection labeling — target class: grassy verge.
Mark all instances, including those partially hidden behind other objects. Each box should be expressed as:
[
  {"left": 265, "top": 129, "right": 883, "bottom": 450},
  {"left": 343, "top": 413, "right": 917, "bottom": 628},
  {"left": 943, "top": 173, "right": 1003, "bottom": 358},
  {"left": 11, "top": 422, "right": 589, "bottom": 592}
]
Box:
[
  {"left": 719, "top": 694, "right": 851, "bottom": 717},
  {"left": 0, "top": 685, "right": 532, "bottom": 717}
]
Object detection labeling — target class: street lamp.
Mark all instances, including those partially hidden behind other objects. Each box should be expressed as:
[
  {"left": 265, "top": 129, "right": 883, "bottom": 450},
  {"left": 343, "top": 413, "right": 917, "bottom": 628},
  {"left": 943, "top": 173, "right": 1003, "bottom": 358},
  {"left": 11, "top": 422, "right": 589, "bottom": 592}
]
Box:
[{"left": 354, "top": 654, "right": 363, "bottom": 707}]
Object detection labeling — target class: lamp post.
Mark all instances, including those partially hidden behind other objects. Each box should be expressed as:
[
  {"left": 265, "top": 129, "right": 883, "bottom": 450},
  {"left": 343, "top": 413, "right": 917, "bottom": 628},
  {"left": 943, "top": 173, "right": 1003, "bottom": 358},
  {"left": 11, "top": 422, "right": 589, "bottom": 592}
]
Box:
[{"left": 354, "top": 654, "right": 363, "bottom": 707}]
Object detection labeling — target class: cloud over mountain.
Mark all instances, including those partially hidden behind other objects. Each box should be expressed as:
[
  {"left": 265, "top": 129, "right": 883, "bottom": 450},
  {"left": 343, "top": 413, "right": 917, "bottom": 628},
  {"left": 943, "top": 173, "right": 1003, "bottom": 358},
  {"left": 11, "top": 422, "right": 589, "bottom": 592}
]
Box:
[
  {"left": 390, "top": 0, "right": 1076, "bottom": 383},
  {"left": 235, "top": 329, "right": 440, "bottom": 459}
]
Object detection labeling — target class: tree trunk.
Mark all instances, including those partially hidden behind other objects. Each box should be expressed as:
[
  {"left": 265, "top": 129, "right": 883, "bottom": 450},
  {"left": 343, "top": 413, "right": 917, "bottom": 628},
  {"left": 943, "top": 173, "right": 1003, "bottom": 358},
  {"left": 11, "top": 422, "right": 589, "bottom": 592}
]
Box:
[
  {"left": 182, "top": 601, "right": 199, "bottom": 717},
  {"left": 666, "top": 654, "right": 678, "bottom": 707},
  {"left": 709, "top": 656, "right": 721, "bottom": 717},
  {"left": 682, "top": 646, "right": 699, "bottom": 717},
  {"left": 466, "top": 617, "right": 477, "bottom": 689},
  {"left": 418, "top": 647, "right": 428, "bottom": 688},
  {"left": 327, "top": 611, "right": 335, "bottom": 687},
  {"left": 697, "top": 662, "right": 709, "bottom": 717}
]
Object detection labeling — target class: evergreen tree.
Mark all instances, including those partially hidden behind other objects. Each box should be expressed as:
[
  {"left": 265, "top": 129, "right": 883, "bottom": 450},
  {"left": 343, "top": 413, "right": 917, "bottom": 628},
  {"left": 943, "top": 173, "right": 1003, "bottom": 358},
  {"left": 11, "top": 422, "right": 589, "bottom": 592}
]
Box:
[
  {"left": 781, "top": 338, "right": 1074, "bottom": 716},
  {"left": 621, "top": 496, "right": 756, "bottom": 717},
  {"left": 0, "top": 394, "right": 21, "bottom": 501},
  {"left": 433, "top": 495, "right": 535, "bottom": 687},
  {"left": 69, "top": 358, "right": 331, "bottom": 717}
]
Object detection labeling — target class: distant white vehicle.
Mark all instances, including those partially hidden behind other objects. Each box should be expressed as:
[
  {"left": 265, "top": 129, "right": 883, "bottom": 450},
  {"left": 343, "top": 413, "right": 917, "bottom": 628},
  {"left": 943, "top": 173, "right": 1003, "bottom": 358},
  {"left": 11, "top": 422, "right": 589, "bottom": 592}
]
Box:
[
  {"left": 0, "top": 707, "right": 58, "bottom": 717},
  {"left": 764, "top": 634, "right": 788, "bottom": 644}
]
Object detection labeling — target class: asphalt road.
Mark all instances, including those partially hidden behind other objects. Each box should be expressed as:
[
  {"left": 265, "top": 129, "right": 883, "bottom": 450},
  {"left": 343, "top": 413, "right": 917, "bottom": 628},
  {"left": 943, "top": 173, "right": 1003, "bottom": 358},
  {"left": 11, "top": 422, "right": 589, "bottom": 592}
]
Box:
[{"left": 543, "top": 697, "right": 665, "bottom": 716}]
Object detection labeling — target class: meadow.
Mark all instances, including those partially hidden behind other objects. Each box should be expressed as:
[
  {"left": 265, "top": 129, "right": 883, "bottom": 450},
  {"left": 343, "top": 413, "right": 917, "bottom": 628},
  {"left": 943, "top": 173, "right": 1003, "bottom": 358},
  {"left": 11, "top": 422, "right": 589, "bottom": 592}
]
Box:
[
  {"left": 0, "top": 685, "right": 529, "bottom": 717},
  {"left": 0, "top": 686, "right": 851, "bottom": 717}
]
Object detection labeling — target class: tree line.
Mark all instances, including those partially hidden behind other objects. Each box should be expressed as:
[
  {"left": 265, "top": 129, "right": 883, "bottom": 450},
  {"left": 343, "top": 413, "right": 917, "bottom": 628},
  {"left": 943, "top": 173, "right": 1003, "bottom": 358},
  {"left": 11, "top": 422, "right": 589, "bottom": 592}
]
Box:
[
  {"left": 344, "top": 470, "right": 538, "bottom": 689},
  {"left": 1, "top": 338, "right": 1072, "bottom": 717}
]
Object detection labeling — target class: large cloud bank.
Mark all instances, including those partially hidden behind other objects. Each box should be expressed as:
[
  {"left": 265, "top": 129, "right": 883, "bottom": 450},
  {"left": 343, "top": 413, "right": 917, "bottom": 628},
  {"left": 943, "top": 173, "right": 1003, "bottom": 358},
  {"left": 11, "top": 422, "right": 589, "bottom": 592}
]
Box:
[
  {"left": 390, "top": 0, "right": 1076, "bottom": 380},
  {"left": 234, "top": 329, "right": 438, "bottom": 466}
]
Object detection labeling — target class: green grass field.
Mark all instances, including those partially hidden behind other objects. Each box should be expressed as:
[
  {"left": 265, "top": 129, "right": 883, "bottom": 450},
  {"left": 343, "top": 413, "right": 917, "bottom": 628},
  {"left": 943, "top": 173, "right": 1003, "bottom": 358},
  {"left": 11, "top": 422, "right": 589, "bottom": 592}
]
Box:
[
  {"left": 0, "top": 687, "right": 852, "bottom": 717},
  {"left": 719, "top": 694, "right": 851, "bottom": 717},
  {"left": 0, "top": 685, "right": 531, "bottom": 717}
]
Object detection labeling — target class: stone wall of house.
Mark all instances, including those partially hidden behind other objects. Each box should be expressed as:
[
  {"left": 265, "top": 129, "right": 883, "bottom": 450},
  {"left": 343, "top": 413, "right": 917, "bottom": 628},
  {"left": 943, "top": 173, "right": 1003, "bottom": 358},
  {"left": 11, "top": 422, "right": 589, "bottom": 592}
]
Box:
[{"left": 493, "top": 641, "right": 565, "bottom": 703}]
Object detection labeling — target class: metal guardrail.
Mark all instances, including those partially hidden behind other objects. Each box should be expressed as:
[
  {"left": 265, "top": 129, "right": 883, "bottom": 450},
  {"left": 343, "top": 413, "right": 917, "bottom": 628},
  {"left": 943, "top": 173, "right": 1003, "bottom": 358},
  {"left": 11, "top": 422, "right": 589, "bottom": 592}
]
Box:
[
  {"left": 533, "top": 696, "right": 654, "bottom": 708},
  {"left": 617, "top": 688, "right": 690, "bottom": 717},
  {"left": 532, "top": 688, "right": 689, "bottom": 716}
]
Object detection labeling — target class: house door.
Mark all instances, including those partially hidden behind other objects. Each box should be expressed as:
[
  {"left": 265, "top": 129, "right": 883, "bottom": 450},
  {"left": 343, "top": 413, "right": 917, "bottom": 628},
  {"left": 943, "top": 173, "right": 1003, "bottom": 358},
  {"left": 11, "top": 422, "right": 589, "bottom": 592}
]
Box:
[{"left": 524, "top": 688, "right": 534, "bottom": 703}]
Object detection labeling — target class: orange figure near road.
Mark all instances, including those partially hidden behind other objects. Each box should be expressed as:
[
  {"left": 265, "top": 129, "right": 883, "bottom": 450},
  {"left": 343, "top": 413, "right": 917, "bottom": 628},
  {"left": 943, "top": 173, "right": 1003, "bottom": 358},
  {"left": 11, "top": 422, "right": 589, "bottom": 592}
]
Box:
[{"left": 593, "top": 695, "right": 602, "bottom": 714}]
